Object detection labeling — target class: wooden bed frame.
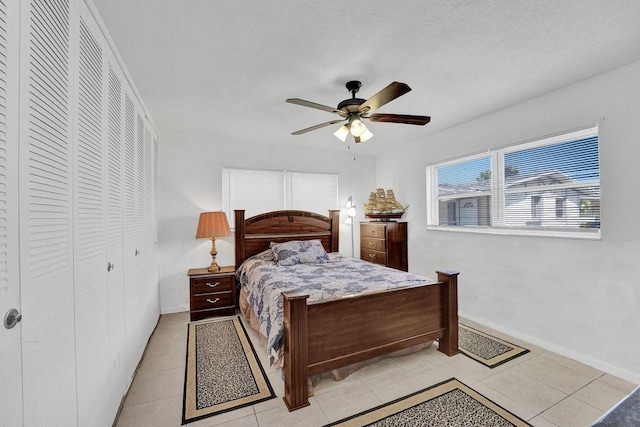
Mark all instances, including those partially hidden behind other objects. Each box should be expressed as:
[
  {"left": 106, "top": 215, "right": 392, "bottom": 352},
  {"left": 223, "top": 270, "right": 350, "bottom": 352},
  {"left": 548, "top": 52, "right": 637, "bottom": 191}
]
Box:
[{"left": 234, "top": 209, "right": 459, "bottom": 411}]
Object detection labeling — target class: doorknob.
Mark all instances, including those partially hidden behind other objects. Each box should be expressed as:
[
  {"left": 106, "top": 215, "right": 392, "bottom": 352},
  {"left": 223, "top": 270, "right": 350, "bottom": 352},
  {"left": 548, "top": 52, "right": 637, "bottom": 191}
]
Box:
[{"left": 4, "top": 308, "right": 22, "bottom": 329}]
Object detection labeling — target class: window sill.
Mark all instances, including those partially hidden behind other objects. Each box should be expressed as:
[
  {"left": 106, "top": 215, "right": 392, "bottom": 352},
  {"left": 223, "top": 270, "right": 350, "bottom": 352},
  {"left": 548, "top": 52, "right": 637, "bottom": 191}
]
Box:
[{"left": 426, "top": 225, "right": 601, "bottom": 240}]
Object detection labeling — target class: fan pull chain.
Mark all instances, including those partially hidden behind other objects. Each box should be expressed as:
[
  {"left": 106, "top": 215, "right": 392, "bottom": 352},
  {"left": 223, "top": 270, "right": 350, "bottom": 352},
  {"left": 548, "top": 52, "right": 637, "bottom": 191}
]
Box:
[{"left": 347, "top": 140, "right": 357, "bottom": 162}]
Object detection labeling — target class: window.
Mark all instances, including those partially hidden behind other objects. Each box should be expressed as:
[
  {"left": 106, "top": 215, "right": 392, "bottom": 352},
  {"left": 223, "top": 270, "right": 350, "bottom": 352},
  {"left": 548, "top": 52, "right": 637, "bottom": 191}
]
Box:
[
  {"left": 434, "top": 154, "right": 493, "bottom": 227},
  {"left": 555, "top": 198, "right": 565, "bottom": 218},
  {"left": 222, "top": 167, "right": 338, "bottom": 228},
  {"left": 426, "top": 126, "right": 600, "bottom": 238},
  {"left": 531, "top": 196, "right": 541, "bottom": 220}
]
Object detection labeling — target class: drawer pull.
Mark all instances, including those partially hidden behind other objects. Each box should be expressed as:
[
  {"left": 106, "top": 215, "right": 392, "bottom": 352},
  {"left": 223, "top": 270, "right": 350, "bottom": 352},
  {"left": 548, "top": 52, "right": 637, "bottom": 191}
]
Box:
[
  {"left": 206, "top": 282, "right": 220, "bottom": 288},
  {"left": 369, "top": 253, "right": 376, "bottom": 259},
  {"left": 369, "top": 241, "right": 375, "bottom": 246},
  {"left": 206, "top": 298, "right": 220, "bottom": 304}
]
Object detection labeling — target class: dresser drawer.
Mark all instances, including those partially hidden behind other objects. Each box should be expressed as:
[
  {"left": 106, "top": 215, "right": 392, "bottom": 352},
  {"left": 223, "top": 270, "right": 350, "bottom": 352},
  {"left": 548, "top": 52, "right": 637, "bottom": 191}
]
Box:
[
  {"left": 360, "top": 223, "right": 385, "bottom": 238},
  {"left": 191, "top": 275, "right": 234, "bottom": 295},
  {"left": 360, "top": 248, "right": 387, "bottom": 266},
  {"left": 191, "top": 291, "right": 234, "bottom": 311},
  {"left": 361, "top": 236, "right": 385, "bottom": 252}
]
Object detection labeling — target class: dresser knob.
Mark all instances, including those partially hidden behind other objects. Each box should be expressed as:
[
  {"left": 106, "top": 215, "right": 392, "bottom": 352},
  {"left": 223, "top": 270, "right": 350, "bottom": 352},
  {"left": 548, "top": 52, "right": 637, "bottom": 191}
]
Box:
[
  {"left": 206, "top": 282, "right": 220, "bottom": 288},
  {"left": 369, "top": 253, "right": 375, "bottom": 259},
  {"left": 206, "top": 298, "right": 220, "bottom": 304}
]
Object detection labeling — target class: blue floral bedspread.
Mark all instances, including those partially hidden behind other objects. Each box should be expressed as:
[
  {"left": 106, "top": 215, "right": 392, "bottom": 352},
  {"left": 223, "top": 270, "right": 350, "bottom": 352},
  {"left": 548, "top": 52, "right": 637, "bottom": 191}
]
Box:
[{"left": 236, "top": 251, "right": 436, "bottom": 365}]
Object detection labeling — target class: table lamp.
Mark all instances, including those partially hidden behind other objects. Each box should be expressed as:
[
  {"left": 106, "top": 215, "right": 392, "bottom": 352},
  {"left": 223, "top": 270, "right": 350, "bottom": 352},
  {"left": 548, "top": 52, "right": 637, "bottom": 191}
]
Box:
[{"left": 196, "top": 211, "right": 231, "bottom": 272}]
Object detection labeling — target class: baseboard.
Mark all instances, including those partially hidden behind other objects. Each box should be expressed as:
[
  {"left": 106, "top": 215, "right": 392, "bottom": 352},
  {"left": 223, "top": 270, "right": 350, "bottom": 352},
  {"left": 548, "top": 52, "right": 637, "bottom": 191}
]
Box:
[
  {"left": 460, "top": 311, "right": 640, "bottom": 384},
  {"left": 161, "top": 304, "right": 189, "bottom": 315}
]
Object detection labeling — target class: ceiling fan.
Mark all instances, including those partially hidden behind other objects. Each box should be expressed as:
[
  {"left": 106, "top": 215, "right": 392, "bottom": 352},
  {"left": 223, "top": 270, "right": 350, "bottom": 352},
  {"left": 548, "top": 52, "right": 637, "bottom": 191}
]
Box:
[{"left": 286, "top": 81, "right": 430, "bottom": 143}]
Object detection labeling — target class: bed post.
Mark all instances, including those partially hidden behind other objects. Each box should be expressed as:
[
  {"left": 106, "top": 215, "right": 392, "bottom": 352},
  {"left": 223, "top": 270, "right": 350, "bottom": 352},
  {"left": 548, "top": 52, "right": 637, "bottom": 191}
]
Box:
[
  {"left": 234, "top": 210, "right": 245, "bottom": 269},
  {"left": 329, "top": 209, "right": 340, "bottom": 252},
  {"left": 282, "top": 291, "right": 310, "bottom": 411},
  {"left": 436, "top": 270, "right": 460, "bottom": 356}
]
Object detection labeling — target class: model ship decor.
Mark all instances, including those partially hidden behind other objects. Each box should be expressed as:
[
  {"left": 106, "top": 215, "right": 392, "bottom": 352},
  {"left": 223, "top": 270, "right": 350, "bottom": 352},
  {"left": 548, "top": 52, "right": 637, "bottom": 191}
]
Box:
[{"left": 364, "top": 188, "right": 407, "bottom": 221}]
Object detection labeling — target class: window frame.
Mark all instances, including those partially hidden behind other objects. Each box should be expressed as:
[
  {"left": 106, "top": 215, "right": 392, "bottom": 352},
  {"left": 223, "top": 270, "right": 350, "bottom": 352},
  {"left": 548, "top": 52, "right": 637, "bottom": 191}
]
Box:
[{"left": 426, "top": 126, "right": 601, "bottom": 240}]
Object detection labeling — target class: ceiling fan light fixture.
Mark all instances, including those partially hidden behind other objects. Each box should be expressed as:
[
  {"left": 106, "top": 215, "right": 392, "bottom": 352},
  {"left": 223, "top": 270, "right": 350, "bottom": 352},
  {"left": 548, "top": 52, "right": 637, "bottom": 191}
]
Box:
[
  {"left": 333, "top": 125, "right": 349, "bottom": 142},
  {"left": 349, "top": 117, "right": 365, "bottom": 137},
  {"left": 359, "top": 127, "right": 373, "bottom": 142}
]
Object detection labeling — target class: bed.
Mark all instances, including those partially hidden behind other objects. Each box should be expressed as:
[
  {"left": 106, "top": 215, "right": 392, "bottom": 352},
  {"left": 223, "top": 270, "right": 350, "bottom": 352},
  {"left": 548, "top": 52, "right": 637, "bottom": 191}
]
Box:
[{"left": 234, "top": 209, "right": 459, "bottom": 411}]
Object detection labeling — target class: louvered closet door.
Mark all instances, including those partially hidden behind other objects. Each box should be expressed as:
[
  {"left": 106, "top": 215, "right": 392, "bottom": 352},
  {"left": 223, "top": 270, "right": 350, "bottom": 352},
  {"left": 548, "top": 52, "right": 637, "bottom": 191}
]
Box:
[
  {"left": 138, "top": 118, "right": 158, "bottom": 333},
  {"left": 0, "top": 1, "right": 23, "bottom": 424},
  {"left": 18, "top": 0, "right": 78, "bottom": 424},
  {"left": 123, "top": 92, "right": 145, "bottom": 369},
  {"left": 73, "top": 4, "right": 115, "bottom": 425},
  {"left": 106, "top": 60, "right": 128, "bottom": 404}
]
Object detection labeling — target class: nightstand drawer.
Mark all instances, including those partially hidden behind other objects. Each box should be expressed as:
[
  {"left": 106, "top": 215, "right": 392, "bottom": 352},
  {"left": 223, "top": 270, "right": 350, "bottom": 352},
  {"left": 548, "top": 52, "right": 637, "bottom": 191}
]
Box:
[
  {"left": 360, "top": 248, "right": 386, "bottom": 266},
  {"left": 361, "top": 223, "right": 385, "bottom": 238},
  {"left": 361, "top": 236, "right": 385, "bottom": 252},
  {"left": 191, "top": 291, "right": 234, "bottom": 311},
  {"left": 191, "top": 275, "right": 234, "bottom": 295}
]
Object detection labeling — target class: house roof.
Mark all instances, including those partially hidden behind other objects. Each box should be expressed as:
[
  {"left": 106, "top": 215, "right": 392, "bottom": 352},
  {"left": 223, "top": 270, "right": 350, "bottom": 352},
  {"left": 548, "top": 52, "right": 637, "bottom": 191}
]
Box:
[{"left": 439, "top": 170, "right": 599, "bottom": 198}]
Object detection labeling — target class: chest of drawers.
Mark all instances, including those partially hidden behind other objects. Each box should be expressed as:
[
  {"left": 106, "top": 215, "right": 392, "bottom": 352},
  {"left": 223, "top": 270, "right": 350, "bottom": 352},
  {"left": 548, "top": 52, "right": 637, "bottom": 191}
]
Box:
[
  {"left": 360, "top": 221, "right": 408, "bottom": 271},
  {"left": 187, "top": 266, "right": 236, "bottom": 321}
]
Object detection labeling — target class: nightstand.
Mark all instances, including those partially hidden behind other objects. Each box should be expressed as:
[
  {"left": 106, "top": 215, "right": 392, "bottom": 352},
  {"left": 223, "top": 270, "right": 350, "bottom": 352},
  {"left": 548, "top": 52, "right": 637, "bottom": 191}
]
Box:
[{"left": 187, "top": 266, "right": 236, "bottom": 321}]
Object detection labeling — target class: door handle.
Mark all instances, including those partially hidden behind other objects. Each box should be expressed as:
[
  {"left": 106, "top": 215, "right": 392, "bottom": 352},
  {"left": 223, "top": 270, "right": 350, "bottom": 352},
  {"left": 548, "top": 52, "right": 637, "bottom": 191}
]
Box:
[{"left": 4, "top": 308, "right": 22, "bottom": 330}]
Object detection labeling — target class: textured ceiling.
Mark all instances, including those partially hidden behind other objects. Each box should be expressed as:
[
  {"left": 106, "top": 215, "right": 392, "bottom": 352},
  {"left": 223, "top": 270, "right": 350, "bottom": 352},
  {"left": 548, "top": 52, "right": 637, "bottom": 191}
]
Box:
[{"left": 92, "top": 0, "right": 640, "bottom": 155}]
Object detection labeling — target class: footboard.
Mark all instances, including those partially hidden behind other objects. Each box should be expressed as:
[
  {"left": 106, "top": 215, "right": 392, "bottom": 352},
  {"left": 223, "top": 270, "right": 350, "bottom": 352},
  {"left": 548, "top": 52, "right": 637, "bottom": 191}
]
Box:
[{"left": 282, "top": 270, "right": 459, "bottom": 411}]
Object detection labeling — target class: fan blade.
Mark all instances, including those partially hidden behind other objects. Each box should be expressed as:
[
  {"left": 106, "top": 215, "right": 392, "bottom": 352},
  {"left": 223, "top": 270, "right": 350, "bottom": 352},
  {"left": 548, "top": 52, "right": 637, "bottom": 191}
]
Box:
[
  {"left": 286, "top": 98, "right": 348, "bottom": 117},
  {"left": 291, "top": 120, "right": 346, "bottom": 135},
  {"left": 358, "top": 82, "right": 411, "bottom": 114},
  {"left": 368, "top": 113, "right": 431, "bottom": 125}
]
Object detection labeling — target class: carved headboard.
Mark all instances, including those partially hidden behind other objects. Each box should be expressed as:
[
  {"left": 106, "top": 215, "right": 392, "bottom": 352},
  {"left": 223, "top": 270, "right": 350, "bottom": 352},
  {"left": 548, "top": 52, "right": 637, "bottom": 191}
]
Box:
[{"left": 234, "top": 210, "right": 340, "bottom": 269}]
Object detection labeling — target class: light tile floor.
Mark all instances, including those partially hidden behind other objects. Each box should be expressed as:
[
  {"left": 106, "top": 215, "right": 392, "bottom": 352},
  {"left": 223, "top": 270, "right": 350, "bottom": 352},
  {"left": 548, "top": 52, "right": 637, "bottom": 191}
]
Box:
[{"left": 115, "top": 313, "right": 638, "bottom": 427}]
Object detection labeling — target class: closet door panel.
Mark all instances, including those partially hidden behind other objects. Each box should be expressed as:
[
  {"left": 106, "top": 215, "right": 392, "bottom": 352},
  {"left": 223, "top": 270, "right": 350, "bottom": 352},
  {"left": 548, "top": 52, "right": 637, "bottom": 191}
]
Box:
[
  {"left": 123, "top": 92, "right": 144, "bottom": 370},
  {"left": 0, "top": 1, "right": 22, "bottom": 424},
  {"left": 73, "top": 5, "right": 113, "bottom": 425},
  {"left": 106, "top": 59, "right": 127, "bottom": 401},
  {"left": 19, "top": 0, "right": 77, "bottom": 424},
  {"left": 138, "top": 120, "right": 158, "bottom": 335}
]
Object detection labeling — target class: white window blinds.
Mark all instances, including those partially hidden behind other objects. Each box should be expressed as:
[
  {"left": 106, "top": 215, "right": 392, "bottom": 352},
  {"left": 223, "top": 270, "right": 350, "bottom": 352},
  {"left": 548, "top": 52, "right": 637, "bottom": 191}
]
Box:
[
  {"left": 222, "top": 168, "right": 338, "bottom": 228},
  {"left": 290, "top": 172, "right": 338, "bottom": 213}
]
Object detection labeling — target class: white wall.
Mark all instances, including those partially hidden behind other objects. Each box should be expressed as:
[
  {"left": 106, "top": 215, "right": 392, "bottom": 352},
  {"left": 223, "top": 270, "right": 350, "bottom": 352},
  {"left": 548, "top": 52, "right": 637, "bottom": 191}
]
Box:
[
  {"left": 377, "top": 60, "right": 640, "bottom": 383},
  {"left": 157, "top": 132, "right": 375, "bottom": 314}
]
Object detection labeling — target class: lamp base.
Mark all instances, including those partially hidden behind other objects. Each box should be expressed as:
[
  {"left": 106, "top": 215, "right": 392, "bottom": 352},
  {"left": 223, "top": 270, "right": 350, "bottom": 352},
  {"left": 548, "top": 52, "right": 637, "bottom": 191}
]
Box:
[
  {"left": 207, "top": 261, "right": 221, "bottom": 272},
  {"left": 207, "top": 237, "right": 221, "bottom": 272}
]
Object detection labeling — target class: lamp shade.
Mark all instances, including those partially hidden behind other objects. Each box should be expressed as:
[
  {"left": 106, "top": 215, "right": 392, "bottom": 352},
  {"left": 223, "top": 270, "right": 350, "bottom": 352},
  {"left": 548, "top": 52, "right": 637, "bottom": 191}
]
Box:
[
  {"left": 196, "top": 211, "right": 231, "bottom": 239},
  {"left": 349, "top": 117, "right": 365, "bottom": 137},
  {"left": 333, "top": 125, "right": 349, "bottom": 142}
]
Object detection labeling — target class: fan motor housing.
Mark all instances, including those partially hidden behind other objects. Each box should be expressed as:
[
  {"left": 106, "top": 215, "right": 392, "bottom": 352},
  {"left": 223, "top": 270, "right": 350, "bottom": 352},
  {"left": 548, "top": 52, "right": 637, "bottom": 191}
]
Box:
[{"left": 337, "top": 97, "right": 365, "bottom": 112}]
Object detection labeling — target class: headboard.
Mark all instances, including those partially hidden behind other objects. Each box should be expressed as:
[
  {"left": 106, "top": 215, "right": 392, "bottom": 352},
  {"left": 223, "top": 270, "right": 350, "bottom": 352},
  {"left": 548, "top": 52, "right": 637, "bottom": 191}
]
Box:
[{"left": 234, "top": 209, "right": 340, "bottom": 269}]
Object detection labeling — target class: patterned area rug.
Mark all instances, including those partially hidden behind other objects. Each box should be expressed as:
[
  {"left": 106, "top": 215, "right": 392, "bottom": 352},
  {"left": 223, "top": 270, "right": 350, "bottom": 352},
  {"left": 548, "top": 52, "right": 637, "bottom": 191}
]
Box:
[
  {"left": 459, "top": 324, "right": 530, "bottom": 368},
  {"left": 182, "top": 316, "right": 275, "bottom": 424},
  {"left": 326, "top": 378, "right": 531, "bottom": 426}
]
